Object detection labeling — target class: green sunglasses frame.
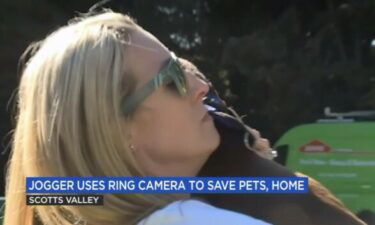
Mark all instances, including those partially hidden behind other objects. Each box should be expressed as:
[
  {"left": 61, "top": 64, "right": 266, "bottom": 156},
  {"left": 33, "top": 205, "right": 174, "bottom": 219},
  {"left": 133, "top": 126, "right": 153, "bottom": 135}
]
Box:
[{"left": 122, "top": 52, "right": 188, "bottom": 115}]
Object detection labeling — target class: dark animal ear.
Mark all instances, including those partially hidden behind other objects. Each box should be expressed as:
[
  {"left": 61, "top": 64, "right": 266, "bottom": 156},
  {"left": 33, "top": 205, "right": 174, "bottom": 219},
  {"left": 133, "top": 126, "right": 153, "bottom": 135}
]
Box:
[
  {"left": 204, "top": 84, "right": 278, "bottom": 160},
  {"left": 203, "top": 83, "right": 256, "bottom": 151},
  {"left": 210, "top": 111, "right": 246, "bottom": 132},
  {"left": 208, "top": 111, "right": 255, "bottom": 153}
]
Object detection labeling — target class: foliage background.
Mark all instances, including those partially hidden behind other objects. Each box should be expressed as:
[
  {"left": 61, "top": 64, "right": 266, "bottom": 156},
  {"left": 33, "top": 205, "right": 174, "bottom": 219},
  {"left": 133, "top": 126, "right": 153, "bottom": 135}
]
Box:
[{"left": 1, "top": 0, "right": 375, "bottom": 195}]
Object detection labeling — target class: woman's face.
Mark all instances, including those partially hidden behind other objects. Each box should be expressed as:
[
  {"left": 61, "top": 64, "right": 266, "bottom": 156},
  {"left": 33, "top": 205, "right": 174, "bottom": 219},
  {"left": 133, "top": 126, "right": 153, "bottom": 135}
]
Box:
[{"left": 124, "top": 28, "right": 220, "bottom": 176}]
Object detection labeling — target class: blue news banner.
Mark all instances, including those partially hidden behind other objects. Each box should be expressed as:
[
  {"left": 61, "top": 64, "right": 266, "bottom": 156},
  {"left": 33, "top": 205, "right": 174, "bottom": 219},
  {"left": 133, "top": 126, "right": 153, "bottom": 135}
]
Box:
[{"left": 26, "top": 177, "right": 308, "bottom": 205}]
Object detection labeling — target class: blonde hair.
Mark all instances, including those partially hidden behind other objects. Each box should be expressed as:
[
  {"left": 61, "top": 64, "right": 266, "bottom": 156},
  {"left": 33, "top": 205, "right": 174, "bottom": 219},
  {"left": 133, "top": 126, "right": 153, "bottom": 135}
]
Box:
[{"left": 4, "top": 10, "right": 185, "bottom": 225}]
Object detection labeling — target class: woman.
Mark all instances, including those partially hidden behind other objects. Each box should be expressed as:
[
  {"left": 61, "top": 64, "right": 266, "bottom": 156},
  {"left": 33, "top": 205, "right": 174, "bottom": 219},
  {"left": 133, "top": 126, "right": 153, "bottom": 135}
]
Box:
[{"left": 4, "top": 10, "right": 271, "bottom": 225}]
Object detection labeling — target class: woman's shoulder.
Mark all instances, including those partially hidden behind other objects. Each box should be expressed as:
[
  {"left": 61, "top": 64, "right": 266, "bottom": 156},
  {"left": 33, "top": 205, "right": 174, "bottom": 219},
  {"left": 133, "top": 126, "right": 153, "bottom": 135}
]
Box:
[{"left": 137, "top": 199, "right": 272, "bottom": 225}]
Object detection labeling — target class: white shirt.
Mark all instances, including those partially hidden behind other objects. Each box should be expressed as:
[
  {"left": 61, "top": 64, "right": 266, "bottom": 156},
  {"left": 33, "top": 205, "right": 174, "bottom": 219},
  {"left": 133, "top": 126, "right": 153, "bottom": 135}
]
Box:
[{"left": 137, "top": 199, "right": 272, "bottom": 225}]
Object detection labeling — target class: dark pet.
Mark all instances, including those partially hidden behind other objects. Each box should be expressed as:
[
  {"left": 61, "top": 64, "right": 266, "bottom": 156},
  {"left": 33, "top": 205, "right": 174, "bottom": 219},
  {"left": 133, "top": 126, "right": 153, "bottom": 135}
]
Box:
[{"left": 194, "top": 101, "right": 366, "bottom": 225}]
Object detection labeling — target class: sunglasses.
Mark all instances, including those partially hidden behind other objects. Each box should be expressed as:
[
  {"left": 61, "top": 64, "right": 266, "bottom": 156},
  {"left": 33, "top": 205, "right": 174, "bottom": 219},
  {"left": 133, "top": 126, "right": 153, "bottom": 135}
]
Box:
[{"left": 122, "top": 52, "right": 189, "bottom": 116}]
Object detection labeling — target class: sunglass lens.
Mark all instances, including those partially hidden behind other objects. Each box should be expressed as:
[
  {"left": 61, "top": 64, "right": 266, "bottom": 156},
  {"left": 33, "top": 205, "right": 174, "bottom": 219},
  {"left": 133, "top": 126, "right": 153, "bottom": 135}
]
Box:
[{"left": 166, "top": 61, "right": 188, "bottom": 96}]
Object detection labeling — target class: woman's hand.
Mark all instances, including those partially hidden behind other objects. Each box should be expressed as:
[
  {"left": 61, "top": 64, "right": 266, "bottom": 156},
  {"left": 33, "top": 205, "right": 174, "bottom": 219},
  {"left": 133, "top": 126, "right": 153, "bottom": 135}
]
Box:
[{"left": 244, "top": 125, "right": 275, "bottom": 160}]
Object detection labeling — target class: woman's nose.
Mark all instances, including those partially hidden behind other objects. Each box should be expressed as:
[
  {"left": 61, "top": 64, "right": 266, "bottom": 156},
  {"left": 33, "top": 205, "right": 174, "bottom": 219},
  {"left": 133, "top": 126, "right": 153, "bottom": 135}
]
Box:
[{"left": 191, "top": 75, "right": 209, "bottom": 102}]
